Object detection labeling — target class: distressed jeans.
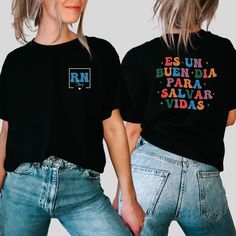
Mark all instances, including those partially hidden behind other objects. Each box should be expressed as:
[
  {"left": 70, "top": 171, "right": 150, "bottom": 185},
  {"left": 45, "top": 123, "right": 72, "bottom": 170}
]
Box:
[
  {"left": 119, "top": 138, "right": 236, "bottom": 236},
  {"left": 0, "top": 156, "right": 131, "bottom": 236}
]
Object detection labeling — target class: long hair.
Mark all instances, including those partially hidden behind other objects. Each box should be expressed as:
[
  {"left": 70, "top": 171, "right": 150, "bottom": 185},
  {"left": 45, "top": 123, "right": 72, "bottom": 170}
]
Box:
[
  {"left": 11, "top": 0, "right": 91, "bottom": 55},
  {"left": 153, "top": 0, "right": 219, "bottom": 50}
]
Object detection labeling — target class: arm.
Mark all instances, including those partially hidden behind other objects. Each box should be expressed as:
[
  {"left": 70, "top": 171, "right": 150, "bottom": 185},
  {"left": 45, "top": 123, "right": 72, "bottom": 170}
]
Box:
[
  {"left": 0, "top": 120, "right": 8, "bottom": 190},
  {"left": 126, "top": 122, "right": 142, "bottom": 155},
  {"left": 226, "top": 109, "right": 236, "bottom": 126},
  {"left": 113, "top": 122, "right": 142, "bottom": 210},
  {"left": 103, "top": 109, "right": 144, "bottom": 235}
]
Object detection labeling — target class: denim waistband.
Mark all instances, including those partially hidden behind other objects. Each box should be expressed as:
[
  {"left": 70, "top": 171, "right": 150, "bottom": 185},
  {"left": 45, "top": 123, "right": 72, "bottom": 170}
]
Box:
[
  {"left": 137, "top": 137, "right": 198, "bottom": 166},
  {"left": 39, "top": 156, "right": 79, "bottom": 170}
]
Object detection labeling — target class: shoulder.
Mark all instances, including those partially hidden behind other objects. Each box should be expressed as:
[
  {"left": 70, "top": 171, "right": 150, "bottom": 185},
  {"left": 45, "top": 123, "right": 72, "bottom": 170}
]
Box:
[
  {"left": 204, "top": 31, "right": 235, "bottom": 52},
  {"left": 122, "top": 37, "right": 162, "bottom": 65},
  {"left": 3, "top": 43, "right": 32, "bottom": 67},
  {"left": 86, "top": 36, "right": 119, "bottom": 56}
]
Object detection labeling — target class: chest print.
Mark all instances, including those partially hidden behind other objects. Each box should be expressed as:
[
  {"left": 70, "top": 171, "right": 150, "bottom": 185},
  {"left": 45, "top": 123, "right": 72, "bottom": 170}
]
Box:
[
  {"left": 156, "top": 57, "right": 217, "bottom": 111},
  {"left": 68, "top": 68, "right": 91, "bottom": 90}
]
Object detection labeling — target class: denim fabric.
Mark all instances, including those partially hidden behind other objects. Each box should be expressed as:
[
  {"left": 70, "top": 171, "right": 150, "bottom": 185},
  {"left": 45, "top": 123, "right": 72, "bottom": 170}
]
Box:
[
  {"left": 0, "top": 156, "right": 131, "bottom": 236},
  {"left": 119, "top": 138, "right": 236, "bottom": 236}
]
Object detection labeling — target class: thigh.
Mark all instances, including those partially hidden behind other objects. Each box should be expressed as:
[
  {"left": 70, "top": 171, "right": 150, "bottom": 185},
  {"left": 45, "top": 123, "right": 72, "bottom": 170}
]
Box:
[
  {"left": 0, "top": 165, "right": 51, "bottom": 236},
  {"left": 55, "top": 168, "right": 131, "bottom": 236},
  {"left": 180, "top": 211, "right": 236, "bottom": 236},
  {"left": 59, "top": 194, "right": 131, "bottom": 236},
  {"left": 179, "top": 164, "right": 236, "bottom": 236},
  {"left": 119, "top": 146, "right": 179, "bottom": 236}
]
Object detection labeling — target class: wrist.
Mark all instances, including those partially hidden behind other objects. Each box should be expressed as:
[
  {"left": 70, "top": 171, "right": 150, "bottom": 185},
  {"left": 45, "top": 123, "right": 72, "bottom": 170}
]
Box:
[
  {"left": 121, "top": 188, "right": 137, "bottom": 203},
  {"left": 118, "top": 176, "right": 137, "bottom": 202}
]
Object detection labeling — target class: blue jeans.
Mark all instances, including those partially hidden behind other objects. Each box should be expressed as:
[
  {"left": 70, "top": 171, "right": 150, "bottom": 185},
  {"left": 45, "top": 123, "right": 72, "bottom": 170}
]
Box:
[
  {"left": 119, "top": 138, "right": 236, "bottom": 236},
  {"left": 0, "top": 156, "right": 131, "bottom": 236}
]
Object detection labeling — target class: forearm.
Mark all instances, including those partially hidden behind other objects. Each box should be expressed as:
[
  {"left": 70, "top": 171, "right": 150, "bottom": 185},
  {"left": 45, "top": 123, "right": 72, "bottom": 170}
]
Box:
[
  {"left": 104, "top": 122, "right": 136, "bottom": 201},
  {"left": 126, "top": 122, "right": 142, "bottom": 155},
  {"left": 113, "top": 122, "right": 142, "bottom": 197}
]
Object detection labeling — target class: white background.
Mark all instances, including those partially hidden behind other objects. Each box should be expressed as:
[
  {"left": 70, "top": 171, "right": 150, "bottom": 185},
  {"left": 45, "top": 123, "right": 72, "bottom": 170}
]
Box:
[{"left": 0, "top": 1, "right": 235, "bottom": 235}]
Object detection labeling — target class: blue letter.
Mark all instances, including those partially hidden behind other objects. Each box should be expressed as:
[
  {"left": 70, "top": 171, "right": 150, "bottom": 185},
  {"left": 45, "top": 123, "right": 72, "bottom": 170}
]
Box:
[
  {"left": 70, "top": 73, "right": 79, "bottom": 82},
  {"left": 80, "top": 73, "right": 89, "bottom": 83}
]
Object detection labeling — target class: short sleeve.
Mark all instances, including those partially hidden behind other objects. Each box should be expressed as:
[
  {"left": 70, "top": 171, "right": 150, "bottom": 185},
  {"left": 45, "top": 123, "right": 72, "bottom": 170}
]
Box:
[
  {"left": 120, "top": 49, "right": 146, "bottom": 123},
  {"left": 228, "top": 41, "right": 236, "bottom": 111},
  {"left": 102, "top": 42, "right": 124, "bottom": 120},
  {"left": 0, "top": 56, "right": 10, "bottom": 121}
]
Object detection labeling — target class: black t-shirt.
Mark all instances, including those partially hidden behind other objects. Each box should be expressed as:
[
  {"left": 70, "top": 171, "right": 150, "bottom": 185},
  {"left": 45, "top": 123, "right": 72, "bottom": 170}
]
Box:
[
  {"left": 0, "top": 37, "right": 122, "bottom": 172},
  {"left": 121, "top": 30, "right": 236, "bottom": 171}
]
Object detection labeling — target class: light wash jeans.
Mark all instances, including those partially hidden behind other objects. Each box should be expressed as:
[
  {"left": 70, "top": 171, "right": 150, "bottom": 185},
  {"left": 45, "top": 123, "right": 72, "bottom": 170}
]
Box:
[
  {"left": 119, "top": 138, "right": 236, "bottom": 236},
  {"left": 0, "top": 156, "right": 131, "bottom": 236}
]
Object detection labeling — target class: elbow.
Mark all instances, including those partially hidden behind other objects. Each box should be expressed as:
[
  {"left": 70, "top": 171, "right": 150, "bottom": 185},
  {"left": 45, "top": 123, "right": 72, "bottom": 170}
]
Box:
[
  {"left": 226, "top": 109, "right": 236, "bottom": 127},
  {"left": 104, "top": 124, "right": 125, "bottom": 140},
  {"left": 227, "top": 119, "right": 235, "bottom": 126},
  {"left": 227, "top": 110, "right": 236, "bottom": 127},
  {"left": 0, "top": 121, "right": 8, "bottom": 137}
]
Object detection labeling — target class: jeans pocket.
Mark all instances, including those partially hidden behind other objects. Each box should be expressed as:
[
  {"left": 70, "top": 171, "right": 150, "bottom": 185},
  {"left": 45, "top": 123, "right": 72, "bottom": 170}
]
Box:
[
  {"left": 131, "top": 165, "right": 169, "bottom": 216},
  {"left": 12, "top": 163, "right": 36, "bottom": 175},
  {"left": 83, "top": 169, "right": 100, "bottom": 181},
  {"left": 197, "top": 171, "right": 228, "bottom": 222}
]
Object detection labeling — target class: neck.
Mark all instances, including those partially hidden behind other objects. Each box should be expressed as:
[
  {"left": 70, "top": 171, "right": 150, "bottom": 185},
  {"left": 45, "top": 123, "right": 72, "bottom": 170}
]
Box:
[
  {"left": 35, "top": 14, "right": 77, "bottom": 45},
  {"left": 170, "top": 24, "right": 201, "bottom": 34}
]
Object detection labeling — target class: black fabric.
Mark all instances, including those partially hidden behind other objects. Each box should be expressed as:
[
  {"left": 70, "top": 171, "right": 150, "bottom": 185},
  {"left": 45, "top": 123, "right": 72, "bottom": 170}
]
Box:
[
  {"left": 229, "top": 45, "right": 236, "bottom": 110},
  {"left": 0, "top": 56, "right": 10, "bottom": 121},
  {"left": 121, "top": 30, "right": 236, "bottom": 171},
  {"left": 0, "top": 37, "right": 122, "bottom": 172}
]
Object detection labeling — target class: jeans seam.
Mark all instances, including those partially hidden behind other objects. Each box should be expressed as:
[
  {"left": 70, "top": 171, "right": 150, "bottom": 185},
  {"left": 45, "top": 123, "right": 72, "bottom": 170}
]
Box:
[
  {"left": 147, "top": 172, "right": 170, "bottom": 216},
  {"left": 135, "top": 150, "right": 183, "bottom": 166},
  {"left": 50, "top": 165, "right": 61, "bottom": 217},
  {"left": 174, "top": 161, "right": 188, "bottom": 219},
  {"left": 131, "top": 165, "right": 169, "bottom": 217},
  {"left": 39, "top": 161, "right": 62, "bottom": 216}
]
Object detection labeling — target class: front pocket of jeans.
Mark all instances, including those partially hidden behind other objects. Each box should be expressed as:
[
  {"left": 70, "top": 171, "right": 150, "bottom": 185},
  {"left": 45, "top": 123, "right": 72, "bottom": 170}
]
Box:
[
  {"left": 12, "top": 163, "right": 36, "bottom": 175},
  {"left": 83, "top": 169, "right": 100, "bottom": 181},
  {"left": 197, "top": 171, "right": 228, "bottom": 222},
  {"left": 131, "top": 165, "right": 169, "bottom": 216}
]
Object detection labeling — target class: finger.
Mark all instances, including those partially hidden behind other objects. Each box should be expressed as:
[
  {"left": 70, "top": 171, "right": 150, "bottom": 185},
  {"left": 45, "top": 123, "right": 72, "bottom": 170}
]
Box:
[
  {"left": 131, "top": 226, "right": 141, "bottom": 235},
  {"left": 139, "top": 213, "right": 144, "bottom": 221},
  {"left": 125, "top": 223, "right": 133, "bottom": 234},
  {"left": 121, "top": 216, "right": 128, "bottom": 225},
  {"left": 138, "top": 216, "right": 144, "bottom": 226},
  {"left": 134, "top": 231, "right": 140, "bottom": 236},
  {"left": 142, "top": 211, "right": 146, "bottom": 218},
  {"left": 139, "top": 221, "right": 144, "bottom": 228}
]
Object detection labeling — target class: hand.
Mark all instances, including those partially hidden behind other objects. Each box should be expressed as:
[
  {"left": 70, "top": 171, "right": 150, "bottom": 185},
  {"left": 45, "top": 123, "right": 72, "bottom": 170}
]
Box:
[
  {"left": 121, "top": 198, "right": 145, "bottom": 236},
  {"left": 0, "top": 167, "right": 7, "bottom": 190}
]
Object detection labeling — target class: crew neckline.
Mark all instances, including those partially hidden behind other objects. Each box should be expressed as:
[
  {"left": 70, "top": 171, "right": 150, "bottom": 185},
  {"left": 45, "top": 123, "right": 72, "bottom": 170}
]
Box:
[
  {"left": 30, "top": 37, "right": 81, "bottom": 48},
  {"left": 166, "top": 29, "right": 206, "bottom": 36}
]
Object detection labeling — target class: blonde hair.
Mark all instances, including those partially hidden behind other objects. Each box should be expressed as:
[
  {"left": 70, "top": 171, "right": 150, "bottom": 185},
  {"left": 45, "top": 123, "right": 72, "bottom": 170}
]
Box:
[
  {"left": 11, "top": 0, "right": 90, "bottom": 55},
  {"left": 154, "top": 0, "right": 219, "bottom": 50}
]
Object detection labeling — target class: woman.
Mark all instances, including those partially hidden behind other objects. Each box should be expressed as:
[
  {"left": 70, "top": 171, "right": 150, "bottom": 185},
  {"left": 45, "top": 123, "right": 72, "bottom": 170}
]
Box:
[
  {"left": 0, "top": 0, "right": 144, "bottom": 235},
  {"left": 116, "top": 0, "right": 236, "bottom": 235}
]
